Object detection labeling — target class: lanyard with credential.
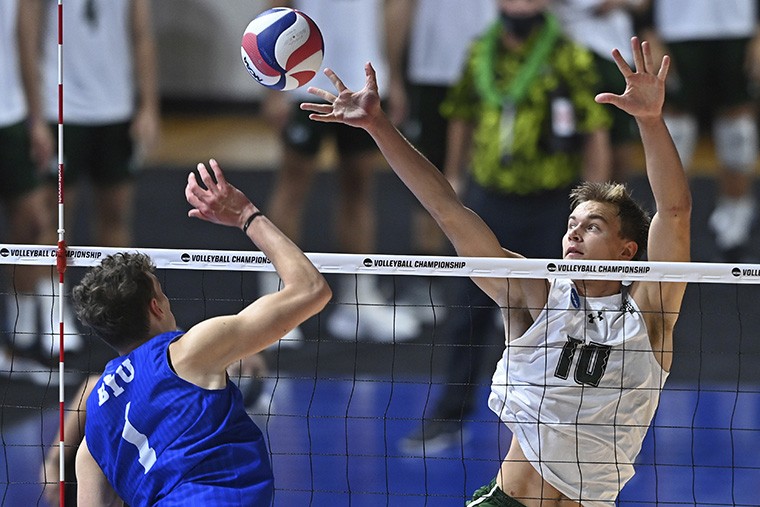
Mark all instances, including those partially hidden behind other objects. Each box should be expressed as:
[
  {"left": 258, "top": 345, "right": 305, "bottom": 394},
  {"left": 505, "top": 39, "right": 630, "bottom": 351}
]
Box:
[{"left": 474, "top": 15, "right": 561, "bottom": 163}]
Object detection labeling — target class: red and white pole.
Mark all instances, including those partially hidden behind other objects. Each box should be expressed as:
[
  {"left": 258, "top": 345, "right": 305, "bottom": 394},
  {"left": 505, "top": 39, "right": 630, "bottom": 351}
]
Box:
[{"left": 56, "top": 0, "right": 67, "bottom": 505}]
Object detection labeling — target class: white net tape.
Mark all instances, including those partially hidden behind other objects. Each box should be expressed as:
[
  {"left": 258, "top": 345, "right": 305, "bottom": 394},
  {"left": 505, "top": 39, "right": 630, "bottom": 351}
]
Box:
[{"left": 2, "top": 244, "right": 760, "bottom": 283}]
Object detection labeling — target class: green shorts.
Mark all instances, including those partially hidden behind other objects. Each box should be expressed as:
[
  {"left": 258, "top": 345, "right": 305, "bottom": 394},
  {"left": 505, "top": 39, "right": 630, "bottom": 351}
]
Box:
[
  {"left": 47, "top": 121, "right": 137, "bottom": 186},
  {"left": 0, "top": 121, "right": 41, "bottom": 200},
  {"left": 466, "top": 479, "right": 527, "bottom": 507},
  {"left": 282, "top": 102, "right": 378, "bottom": 157},
  {"left": 667, "top": 38, "right": 753, "bottom": 113}
]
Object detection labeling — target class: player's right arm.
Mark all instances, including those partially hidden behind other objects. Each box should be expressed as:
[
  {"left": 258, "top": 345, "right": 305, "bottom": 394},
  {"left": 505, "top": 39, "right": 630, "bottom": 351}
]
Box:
[
  {"left": 303, "top": 64, "right": 518, "bottom": 306},
  {"left": 76, "top": 438, "right": 124, "bottom": 507}
]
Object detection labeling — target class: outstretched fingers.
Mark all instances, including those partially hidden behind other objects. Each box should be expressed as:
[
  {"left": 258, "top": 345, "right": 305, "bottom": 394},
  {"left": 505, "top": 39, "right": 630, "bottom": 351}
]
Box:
[
  {"left": 631, "top": 36, "right": 645, "bottom": 73},
  {"left": 324, "top": 67, "right": 347, "bottom": 93},
  {"left": 301, "top": 102, "right": 333, "bottom": 114},
  {"left": 304, "top": 85, "right": 336, "bottom": 104},
  {"left": 196, "top": 160, "right": 218, "bottom": 192},
  {"left": 629, "top": 36, "right": 661, "bottom": 76},
  {"left": 364, "top": 61, "right": 378, "bottom": 93},
  {"left": 610, "top": 48, "right": 633, "bottom": 78},
  {"left": 642, "top": 40, "right": 654, "bottom": 73},
  {"left": 300, "top": 102, "right": 336, "bottom": 124},
  {"left": 208, "top": 158, "right": 227, "bottom": 187},
  {"left": 657, "top": 54, "right": 671, "bottom": 81},
  {"left": 186, "top": 171, "right": 206, "bottom": 218}
]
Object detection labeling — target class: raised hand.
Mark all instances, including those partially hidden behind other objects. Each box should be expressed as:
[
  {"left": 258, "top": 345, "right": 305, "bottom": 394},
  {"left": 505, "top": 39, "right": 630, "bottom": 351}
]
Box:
[
  {"left": 185, "top": 159, "right": 255, "bottom": 229},
  {"left": 595, "top": 37, "right": 670, "bottom": 120},
  {"left": 300, "top": 62, "right": 384, "bottom": 130}
]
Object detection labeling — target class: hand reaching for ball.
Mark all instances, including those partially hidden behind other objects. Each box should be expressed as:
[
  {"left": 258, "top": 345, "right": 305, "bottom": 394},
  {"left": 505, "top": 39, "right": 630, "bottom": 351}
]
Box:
[{"left": 300, "top": 63, "right": 384, "bottom": 131}]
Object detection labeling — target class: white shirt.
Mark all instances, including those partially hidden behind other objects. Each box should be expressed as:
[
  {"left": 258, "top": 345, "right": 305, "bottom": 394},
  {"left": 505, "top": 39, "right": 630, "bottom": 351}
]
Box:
[
  {"left": 40, "top": 0, "right": 135, "bottom": 124},
  {"left": 0, "top": 0, "right": 27, "bottom": 126},
  {"left": 551, "top": 0, "right": 636, "bottom": 64},
  {"left": 291, "top": 0, "right": 389, "bottom": 100},
  {"left": 406, "top": 0, "right": 497, "bottom": 85},
  {"left": 489, "top": 279, "right": 668, "bottom": 506},
  {"left": 655, "top": 0, "right": 757, "bottom": 42}
]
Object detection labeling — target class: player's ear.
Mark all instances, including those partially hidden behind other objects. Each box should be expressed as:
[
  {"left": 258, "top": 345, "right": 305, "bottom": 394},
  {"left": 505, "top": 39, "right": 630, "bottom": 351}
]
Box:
[
  {"left": 148, "top": 297, "right": 164, "bottom": 319},
  {"left": 620, "top": 239, "right": 638, "bottom": 261}
]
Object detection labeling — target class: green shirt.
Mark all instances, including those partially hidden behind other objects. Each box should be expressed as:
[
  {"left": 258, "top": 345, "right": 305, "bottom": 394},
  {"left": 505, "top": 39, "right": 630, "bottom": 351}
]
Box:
[{"left": 442, "top": 24, "right": 612, "bottom": 195}]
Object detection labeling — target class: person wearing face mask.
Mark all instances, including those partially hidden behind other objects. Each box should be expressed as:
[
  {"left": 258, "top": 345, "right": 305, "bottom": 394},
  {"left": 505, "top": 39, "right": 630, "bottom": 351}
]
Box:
[{"left": 398, "top": 0, "right": 613, "bottom": 458}]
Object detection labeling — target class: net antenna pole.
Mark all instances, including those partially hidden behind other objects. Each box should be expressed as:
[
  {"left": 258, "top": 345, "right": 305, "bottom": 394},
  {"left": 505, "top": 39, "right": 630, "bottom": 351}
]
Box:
[{"left": 55, "top": 0, "right": 67, "bottom": 505}]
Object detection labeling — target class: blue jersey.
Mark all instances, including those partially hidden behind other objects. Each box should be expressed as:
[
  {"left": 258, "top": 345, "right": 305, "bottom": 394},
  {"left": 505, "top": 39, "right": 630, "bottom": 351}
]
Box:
[{"left": 85, "top": 331, "right": 273, "bottom": 506}]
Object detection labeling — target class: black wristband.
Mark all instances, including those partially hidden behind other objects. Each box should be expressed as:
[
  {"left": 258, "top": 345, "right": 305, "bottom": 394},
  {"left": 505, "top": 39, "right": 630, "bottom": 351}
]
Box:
[{"left": 242, "top": 211, "right": 264, "bottom": 233}]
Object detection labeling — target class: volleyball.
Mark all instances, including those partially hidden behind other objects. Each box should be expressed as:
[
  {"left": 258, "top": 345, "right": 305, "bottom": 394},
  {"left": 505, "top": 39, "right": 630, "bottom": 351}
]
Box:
[{"left": 240, "top": 8, "right": 324, "bottom": 91}]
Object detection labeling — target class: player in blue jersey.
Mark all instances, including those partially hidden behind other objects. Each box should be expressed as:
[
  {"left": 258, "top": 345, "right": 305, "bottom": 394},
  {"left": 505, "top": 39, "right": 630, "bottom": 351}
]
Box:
[{"left": 73, "top": 159, "right": 332, "bottom": 506}]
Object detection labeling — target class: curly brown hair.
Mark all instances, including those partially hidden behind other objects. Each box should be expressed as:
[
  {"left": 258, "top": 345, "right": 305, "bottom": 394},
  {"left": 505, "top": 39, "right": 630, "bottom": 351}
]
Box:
[
  {"left": 569, "top": 182, "right": 651, "bottom": 260},
  {"left": 72, "top": 252, "right": 157, "bottom": 351}
]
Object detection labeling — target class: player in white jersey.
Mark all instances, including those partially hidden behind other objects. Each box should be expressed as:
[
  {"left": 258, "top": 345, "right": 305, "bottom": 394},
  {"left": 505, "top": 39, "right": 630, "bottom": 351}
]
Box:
[{"left": 302, "top": 33, "right": 690, "bottom": 506}]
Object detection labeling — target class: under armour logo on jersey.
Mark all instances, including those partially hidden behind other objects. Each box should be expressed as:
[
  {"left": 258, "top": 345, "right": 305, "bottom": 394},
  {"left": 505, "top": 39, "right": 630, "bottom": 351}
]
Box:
[
  {"left": 620, "top": 301, "right": 635, "bottom": 314},
  {"left": 587, "top": 311, "right": 604, "bottom": 323}
]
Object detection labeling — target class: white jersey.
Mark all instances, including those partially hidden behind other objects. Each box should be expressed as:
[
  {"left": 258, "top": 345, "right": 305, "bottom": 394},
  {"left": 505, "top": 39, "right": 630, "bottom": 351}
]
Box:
[
  {"left": 551, "top": 0, "right": 635, "bottom": 64},
  {"left": 40, "top": 0, "right": 135, "bottom": 124},
  {"left": 406, "top": 0, "right": 496, "bottom": 86},
  {"left": 291, "top": 0, "right": 389, "bottom": 100},
  {"left": 0, "top": 0, "right": 27, "bottom": 126},
  {"left": 655, "top": 0, "right": 757, "bottom": 42},
  {"left": 488, "top": 279, "right": 668, "bottom": 506}
]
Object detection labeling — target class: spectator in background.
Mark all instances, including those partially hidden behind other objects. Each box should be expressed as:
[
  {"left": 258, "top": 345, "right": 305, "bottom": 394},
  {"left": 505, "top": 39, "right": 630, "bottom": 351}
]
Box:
[
  {"left": 387, "top": 0, "right": 497, "bottom": 256},
  {"left": 400, "top": 0, "right": 612, "bottom": 453},
  {"left": 260, "top": 0, "right": 420, "bottom": 343},
  {"left": 1, "top": 0, "right": 81, "bottom": 366},
  {"left": 18, "top": 0, "right": 159, "bottom": 353},
  {"left": 386, "top": 0, "right": 497, "bottom": 324},
  {"left": 647, "top": 0, "right": 760, "bottom": 261},
  {"left": 552, "top": 0, "right": 651, "bottom": 182}
]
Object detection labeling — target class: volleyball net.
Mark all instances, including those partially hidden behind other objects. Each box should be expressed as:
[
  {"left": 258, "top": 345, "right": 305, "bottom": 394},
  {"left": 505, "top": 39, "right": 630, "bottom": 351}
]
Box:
[{"left": 1, "top": 245, "right": 758, "bottom": 505}]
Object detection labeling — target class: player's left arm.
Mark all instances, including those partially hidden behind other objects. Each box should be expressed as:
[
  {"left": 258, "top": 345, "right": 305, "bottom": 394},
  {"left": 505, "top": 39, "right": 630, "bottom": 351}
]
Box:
[
  {"left": 596, "top": 37, "right": 691, "bottom": 268},
  {"left": 76, "top": 438, "right": 124, "bottom": 507},
  {"left": 130, "top": 0, "right": 160, "bottom": 155},
  {"left": 596, "top": 38, "right": 690, "bottom": 368}
]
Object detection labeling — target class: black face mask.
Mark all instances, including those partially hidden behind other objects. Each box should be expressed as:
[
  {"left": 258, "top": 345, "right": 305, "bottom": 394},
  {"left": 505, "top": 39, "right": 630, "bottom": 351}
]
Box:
[{"left": 501, "top": 11, "right": 546, "bottom": 39}]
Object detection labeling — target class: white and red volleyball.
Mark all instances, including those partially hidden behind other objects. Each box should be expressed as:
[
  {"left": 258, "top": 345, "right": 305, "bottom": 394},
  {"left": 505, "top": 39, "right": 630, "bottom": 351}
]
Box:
[{"left": 240, "top": 8, "right": 324, "bottom": 91}]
